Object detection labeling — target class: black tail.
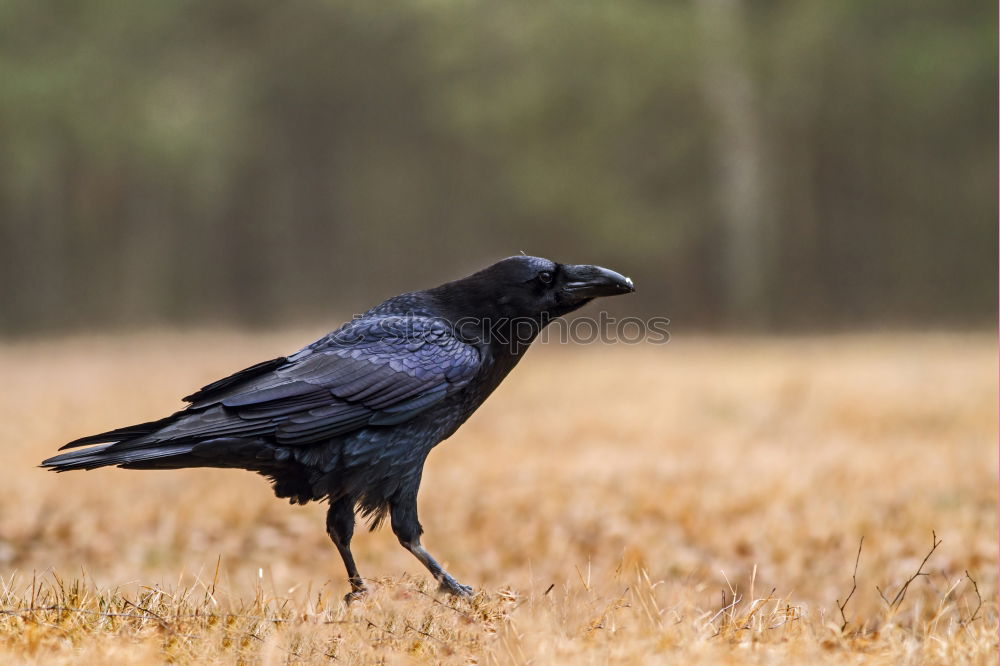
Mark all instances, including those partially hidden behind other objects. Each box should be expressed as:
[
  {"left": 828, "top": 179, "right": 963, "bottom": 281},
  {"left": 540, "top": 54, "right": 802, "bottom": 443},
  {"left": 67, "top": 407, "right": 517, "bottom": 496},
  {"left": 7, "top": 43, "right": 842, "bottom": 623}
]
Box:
[
  {"left": 42, "top": 431, "right": 318, "bottom": 504},
  {"left": 43, "top": 414, "right": 283, "bottom": 473},
  {"left": 43, "top": 412, "right": 194, "bottom": 471},
  {"left": 41, "top": 441, "right": 201, "bottom": 472},
  {"left": 56, "top": 414, "right": 180, "bottom": 451}
]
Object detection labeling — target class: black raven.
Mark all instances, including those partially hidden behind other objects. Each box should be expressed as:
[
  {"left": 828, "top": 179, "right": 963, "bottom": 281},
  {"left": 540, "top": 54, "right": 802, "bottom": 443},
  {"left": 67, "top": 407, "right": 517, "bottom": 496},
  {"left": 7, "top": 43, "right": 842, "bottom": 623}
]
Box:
[{"left": 43, "top": 256, "right": 634, "bottom": 600}]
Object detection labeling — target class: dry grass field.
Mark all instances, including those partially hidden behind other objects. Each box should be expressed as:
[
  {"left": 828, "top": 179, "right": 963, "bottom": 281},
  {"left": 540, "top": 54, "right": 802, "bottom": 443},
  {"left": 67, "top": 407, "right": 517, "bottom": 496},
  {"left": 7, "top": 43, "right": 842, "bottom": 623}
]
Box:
[{"left": 0, "top": 331, "right": 995, "bottom": 664}]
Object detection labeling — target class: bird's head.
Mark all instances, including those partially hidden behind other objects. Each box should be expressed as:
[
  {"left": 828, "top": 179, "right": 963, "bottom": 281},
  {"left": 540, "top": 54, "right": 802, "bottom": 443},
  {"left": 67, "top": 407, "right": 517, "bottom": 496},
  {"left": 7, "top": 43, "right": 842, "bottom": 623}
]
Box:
[{"left": 430, "top": 256, "right": 635, "bottom": 345}]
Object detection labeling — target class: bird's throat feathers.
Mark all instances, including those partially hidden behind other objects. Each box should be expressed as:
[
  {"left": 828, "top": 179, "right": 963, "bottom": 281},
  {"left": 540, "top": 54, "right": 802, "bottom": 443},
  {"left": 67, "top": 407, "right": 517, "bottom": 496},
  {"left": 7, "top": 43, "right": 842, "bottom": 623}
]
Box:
[
  {"left": 421, "top": 260, "right": 597, "bottom": 356},
  {"left": 428, "top": 285, "right": 556, "bottom": 354}
]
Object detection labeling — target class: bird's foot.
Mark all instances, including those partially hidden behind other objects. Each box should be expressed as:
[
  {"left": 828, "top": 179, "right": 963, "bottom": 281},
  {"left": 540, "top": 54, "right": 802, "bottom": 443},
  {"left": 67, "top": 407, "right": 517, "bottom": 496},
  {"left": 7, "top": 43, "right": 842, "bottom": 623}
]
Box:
[
  {"left": 343, "top": 581, "right": 369, "bottom": 604},
  {"left": 437, "top": 574, "right": 473, "bottom": 598}
]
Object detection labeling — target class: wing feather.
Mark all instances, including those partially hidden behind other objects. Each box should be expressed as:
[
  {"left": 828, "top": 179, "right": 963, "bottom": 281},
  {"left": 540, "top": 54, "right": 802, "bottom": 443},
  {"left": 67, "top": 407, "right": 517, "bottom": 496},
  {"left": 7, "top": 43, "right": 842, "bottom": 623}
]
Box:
[{"left": 78, "top": 317, "right": 483, "bottom": 453}]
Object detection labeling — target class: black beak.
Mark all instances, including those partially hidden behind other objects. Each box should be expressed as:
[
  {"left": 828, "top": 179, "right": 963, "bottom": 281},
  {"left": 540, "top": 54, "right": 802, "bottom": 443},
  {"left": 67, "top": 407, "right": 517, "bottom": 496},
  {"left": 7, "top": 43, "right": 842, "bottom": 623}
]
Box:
[{"left": 561, "top": 264, "right": 635, "bottom": 299}]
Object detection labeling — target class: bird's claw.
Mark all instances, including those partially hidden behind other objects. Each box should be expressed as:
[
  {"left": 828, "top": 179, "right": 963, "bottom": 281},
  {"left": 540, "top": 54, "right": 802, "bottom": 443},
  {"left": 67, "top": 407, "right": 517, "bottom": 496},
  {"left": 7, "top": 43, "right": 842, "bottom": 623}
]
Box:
[
  {"left": 343, "top": 586, "right": 369, "bottom": 604},
  {"left": 437, "top": 576, "right": 474, "bottom": 598}
]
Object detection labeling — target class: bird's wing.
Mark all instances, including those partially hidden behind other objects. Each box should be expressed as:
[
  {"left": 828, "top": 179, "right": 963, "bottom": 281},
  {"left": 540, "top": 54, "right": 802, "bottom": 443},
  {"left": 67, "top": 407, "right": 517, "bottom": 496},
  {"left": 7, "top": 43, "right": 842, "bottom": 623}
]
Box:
[
  {"left": 181, "top": 356, "right": 289, "bottom": 404},
  {"left": 64, "top": 316, "right": 483, "bottom": 450}
]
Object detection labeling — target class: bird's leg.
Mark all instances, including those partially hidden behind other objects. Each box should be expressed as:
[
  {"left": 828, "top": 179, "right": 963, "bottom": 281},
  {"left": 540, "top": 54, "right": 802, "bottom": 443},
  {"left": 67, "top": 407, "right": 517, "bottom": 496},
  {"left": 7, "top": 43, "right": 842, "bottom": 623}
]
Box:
[
  {"left": 390, "top": 495, "right": 473, "bottom": 598},
  {"left": 326, "top": 497, "right": 367, "bottom": 602}
]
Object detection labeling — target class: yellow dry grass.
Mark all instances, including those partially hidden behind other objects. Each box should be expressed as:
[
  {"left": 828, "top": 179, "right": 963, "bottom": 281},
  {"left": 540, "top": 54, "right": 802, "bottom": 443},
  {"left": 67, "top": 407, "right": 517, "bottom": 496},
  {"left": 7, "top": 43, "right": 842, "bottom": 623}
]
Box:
[{"left": 0, "top": 331, "right": 995, "bottom": 664}]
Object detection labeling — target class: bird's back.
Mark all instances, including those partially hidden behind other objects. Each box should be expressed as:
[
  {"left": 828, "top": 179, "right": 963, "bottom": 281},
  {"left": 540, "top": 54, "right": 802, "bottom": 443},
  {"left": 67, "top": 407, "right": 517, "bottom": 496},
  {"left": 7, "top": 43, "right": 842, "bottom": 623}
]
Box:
[{"left": 40, "top": 290, "right": 504, "bottom": 517}]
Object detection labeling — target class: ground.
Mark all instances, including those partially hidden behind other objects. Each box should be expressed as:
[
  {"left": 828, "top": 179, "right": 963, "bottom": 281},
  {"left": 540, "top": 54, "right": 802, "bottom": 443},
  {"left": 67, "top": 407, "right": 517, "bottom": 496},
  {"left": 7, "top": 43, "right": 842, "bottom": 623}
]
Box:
[{"left": 0, "top": 331, "right": 995, "bottom": 664}]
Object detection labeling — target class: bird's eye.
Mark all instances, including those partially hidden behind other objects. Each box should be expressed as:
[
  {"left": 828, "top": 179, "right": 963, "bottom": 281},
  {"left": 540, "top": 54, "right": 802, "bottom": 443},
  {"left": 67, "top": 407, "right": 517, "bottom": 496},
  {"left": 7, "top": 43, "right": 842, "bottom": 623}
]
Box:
[{"left": 538, "top": 271, "right": 553, "bottom": 284}]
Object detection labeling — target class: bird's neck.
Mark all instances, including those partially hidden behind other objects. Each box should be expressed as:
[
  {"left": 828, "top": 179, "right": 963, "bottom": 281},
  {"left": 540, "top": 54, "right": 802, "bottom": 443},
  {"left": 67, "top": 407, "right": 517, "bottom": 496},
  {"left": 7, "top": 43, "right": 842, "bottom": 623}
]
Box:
[
  {"left": 423, "top": 286, "right": 550, "bottom": 349},
  {"left": 424, "top": 286, "right": 556, "bottom": 401}
]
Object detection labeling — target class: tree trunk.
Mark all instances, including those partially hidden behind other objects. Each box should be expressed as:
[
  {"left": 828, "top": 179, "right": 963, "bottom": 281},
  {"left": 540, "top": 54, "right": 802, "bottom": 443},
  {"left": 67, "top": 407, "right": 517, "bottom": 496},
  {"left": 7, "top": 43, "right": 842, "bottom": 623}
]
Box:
[{"left": 696, "top": 0, "right": 771, "bottom": 327}]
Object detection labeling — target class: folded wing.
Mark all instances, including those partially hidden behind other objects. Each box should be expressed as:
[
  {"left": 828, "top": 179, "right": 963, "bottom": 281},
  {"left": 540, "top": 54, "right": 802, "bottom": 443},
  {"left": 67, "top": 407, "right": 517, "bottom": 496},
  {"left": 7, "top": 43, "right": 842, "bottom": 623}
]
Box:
[{"left": 54, "top": 316, "right": 483, "bottom": 457}]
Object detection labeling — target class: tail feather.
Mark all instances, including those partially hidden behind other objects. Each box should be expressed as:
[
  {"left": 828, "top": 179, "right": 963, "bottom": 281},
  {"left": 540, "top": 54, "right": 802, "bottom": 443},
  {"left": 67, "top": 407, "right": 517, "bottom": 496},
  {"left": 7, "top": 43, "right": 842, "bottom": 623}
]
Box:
[
  {"left": 58, "top": 414, "right": 179, "bottom": 450},
  {"left": 44, "top": 431, "right": 329, "bottom": 507},
  {"left": 44, "top": 426, "right": 289, "bottom": 474},
  {"left": 41, "top": 442, "right": 199, "bottom": 471}
]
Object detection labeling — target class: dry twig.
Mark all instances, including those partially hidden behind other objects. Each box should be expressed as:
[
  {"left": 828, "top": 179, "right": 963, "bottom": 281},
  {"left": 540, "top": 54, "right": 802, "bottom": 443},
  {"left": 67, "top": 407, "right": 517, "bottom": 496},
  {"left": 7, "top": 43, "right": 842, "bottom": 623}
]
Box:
[
  {"left": 961, "top": 570, "right": 982, "bottom": 625},
  {"left": 876, "top": 531, "right": 941, "bottom": 610},
  {"left": 836, "top": 536, "right": 864, "bottom": 631}
]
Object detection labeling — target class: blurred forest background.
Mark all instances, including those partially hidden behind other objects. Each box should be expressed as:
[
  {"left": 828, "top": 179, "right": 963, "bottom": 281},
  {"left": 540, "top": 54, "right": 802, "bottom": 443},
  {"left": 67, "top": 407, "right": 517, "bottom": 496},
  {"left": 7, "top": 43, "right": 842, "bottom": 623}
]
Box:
[{"left": 0, "top": 0, "right": 995, "bottom": 335}]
